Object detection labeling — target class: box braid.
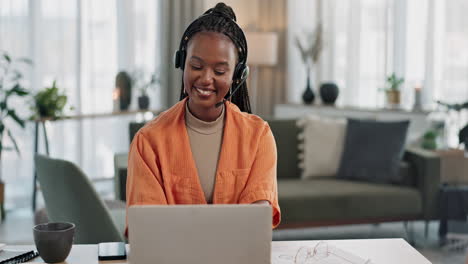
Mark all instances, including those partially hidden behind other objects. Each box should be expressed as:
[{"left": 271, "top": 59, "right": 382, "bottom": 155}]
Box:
[{"left": 178, "top": 2, "right": 252, "bottom": 114}]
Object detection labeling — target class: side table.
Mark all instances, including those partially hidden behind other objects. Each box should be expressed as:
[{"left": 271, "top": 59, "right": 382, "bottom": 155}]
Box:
[{"left": 439, "top": 185, "right": 468, "bottom": 239}]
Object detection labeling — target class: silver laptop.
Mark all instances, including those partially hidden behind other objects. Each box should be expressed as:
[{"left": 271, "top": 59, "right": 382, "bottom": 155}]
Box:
[{"left": 128, "top": 204, "right": 272, "bottom": 264}]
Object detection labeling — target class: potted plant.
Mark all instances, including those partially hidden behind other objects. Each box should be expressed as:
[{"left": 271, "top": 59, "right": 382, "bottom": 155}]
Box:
[
  {"left": 385, "top": 73, "right": 404, "bottom": 107},
  {"left": 30, "top": 80, "right": 70, "bottom": 120},
  {"left": 0, "top": 52, "right": 32, "bottom": 220},
  {"left": 132, "top": 71, "right": 160, "bottom": 110}
]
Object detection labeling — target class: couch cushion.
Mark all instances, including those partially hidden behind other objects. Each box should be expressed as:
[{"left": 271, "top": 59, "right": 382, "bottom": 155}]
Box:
[
  {"left": 298, "top": 115, "right": 347, "bottom": 179},
  {"left": 278, "top": 179, "right": 422, "bottom": 225},
  {"left": 337, "top": 119, "right": 409, "bottom": 184},
  {"left": 265, "top": 119, "right": 301, "bottom": 179}
]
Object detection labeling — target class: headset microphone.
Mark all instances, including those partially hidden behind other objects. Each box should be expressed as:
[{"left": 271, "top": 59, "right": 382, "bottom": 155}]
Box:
[{"left": 215, "top": 66, "right": 249, "bottom": 108}]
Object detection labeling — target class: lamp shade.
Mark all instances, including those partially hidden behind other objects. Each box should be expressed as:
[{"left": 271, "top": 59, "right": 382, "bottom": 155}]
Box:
[{"left": 245, "top": 32, "right": 278, "bottom": 66}]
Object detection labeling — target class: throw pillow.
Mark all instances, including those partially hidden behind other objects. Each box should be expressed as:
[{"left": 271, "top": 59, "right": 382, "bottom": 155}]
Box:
[
  {"left": 337, "top": 118, "right": 410, "bottom": 184},
  {"left": 298, "top": 114, "right": 347, "bottom": 179}
]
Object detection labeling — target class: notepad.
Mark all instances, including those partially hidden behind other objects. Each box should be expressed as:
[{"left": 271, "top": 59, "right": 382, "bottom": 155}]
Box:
[{"left": 0, "top": 250, "right": 39, "bottom": 264}]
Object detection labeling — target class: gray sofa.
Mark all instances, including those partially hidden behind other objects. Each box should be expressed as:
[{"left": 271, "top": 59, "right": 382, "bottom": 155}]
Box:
[
  {"left": 267, "top": 119, "right": 441, "bottom": 229},
  {"left": 116, "top": 119, "right": 441, "bottom": 231}
]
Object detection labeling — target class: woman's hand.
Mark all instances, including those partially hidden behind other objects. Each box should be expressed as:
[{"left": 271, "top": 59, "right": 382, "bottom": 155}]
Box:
[{"left": 252, "top": 200, "right": 270, "bottom": 205}]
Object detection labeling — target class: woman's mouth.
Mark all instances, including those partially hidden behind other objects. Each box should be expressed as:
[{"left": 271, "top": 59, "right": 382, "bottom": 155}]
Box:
[{"left": 194, "top": 87, "right": 216, "bottom": 96}]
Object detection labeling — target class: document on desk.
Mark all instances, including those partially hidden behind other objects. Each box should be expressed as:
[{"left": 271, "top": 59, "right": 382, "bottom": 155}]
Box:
[{"left": 272, "top": 241, "right": 376, "bottom": 264}]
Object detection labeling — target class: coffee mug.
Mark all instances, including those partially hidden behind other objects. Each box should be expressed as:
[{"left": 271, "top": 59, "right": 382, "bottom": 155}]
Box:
[{"left": 33, "top": 222, "right": 75, "bottom": 263}]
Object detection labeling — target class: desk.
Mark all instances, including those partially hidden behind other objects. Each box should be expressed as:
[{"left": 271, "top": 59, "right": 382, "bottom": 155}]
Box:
[{"left": 5, "top": 239, "right": 430, "bottom": 263}]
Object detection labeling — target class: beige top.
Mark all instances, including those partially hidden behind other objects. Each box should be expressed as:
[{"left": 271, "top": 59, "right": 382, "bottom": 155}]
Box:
[{"left": 185, "top": 102, "right": 225, "bottom": 203}]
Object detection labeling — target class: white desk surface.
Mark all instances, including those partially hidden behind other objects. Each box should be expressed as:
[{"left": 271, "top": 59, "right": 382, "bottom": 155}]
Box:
[{"left": 4, "top": 238, "right": 431, "bottom": 264}]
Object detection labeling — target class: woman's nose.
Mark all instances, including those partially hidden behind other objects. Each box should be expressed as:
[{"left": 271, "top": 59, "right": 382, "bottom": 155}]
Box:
[{"left": 199, "top": 69, "right": 214, "bottom": 85}]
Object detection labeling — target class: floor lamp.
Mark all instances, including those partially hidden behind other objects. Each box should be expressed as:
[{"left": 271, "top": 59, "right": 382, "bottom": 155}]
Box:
[{"left": 245, "top": 32, "right": 278, "bottom": 114}]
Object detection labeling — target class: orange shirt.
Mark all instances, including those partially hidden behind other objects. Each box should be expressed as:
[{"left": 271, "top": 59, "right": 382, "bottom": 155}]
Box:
[{"left": 125, "top": 98, "right": 281, "bottom": 236}]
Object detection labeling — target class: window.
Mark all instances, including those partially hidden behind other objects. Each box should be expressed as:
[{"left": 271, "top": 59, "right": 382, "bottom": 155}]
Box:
[{"left": 0, "top": 0, "right": 162, "bottom": 209}]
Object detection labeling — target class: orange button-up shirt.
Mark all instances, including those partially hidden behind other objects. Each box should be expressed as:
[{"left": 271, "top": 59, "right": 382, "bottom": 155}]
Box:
[{"left": 125, "top": 98, "right": 281, "bottom": 236}]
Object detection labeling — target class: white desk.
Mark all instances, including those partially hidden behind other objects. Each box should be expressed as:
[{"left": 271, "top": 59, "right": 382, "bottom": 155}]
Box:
[{"left": 5, "top": 238, "right": 430, "bottom": 264}]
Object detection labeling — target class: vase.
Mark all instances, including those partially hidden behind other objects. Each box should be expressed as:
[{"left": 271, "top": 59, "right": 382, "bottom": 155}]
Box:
[
  {"left": 138, "top": 95, "right": 150, "bottom": 110},
  {"left": 319, "top": 82, "right": 339, "bottom": 105},
  {"left": 302, "top": 74, "right": 315, "bottom": 105},
  {"left": 115, "top": 71, "right": 132, "bottom": 111}
]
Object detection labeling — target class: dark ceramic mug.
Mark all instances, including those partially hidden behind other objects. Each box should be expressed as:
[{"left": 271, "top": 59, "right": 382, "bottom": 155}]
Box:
[{"left": 33, "top": 222, "right": 75, "bottom": 263}]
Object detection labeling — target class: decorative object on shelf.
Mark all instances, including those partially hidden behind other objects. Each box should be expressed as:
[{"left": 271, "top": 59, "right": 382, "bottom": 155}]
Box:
[
  {"left": 384, "top": 73, "right": 404, "bottom": 108},
  {"left": 421, "top": 130, "right": 438, "bottom": 150},
  {"left": 30, "top": 80, "right": 71, "bottom": 120},
  {"left": 319, "top": 82, "right": 339, "bottom": 105},
  {"left": 460, "top": 124, "right": 468, "bottom": 155},
  {"left": 436, "top": 100, "right": 468, "bottom": 150},
  {"left": 112, "top": 88, "right": 121, "bottom": 112},
  {"left": 425, "top": 111, "right": 447, "bottom": 150},
  {"left": 302, "top": 75, "right": 315, "bottom": 104},
  {"left": 296, "top": 23, "right": 323, "bottom": 105},
  {"left": 115, "top": 71, "right": 132, "bottom": 111},
  {"left": 138, "top": 95, "right": 150, "bottom": 110},
  {"left": 413, "top": 85, "right": 423, "bottom": 111},
  {"left": 132, "top": 70, "right": 160, "bottom": 110},
  {"left": 0, "top": 52, "right": 32, "bottom": 220}
]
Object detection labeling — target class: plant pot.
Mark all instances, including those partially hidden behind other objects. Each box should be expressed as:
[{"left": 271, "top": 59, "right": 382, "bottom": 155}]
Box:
[
  {"left": 138, "top": 95, "right": 150, "bottom": 110},
  {"left": 386, "top": 90, "right": 401, "bottom": 106},
  {"left": 319, "top": 82, "right": 339, "bottom": 105}
]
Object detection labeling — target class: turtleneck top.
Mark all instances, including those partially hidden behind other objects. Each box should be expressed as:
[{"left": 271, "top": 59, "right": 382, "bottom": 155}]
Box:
[{"left": 185, "top": 102, "right": 225, "bottom": 203}]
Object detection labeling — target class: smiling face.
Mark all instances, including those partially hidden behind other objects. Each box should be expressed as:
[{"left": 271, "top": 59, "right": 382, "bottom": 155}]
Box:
[{"left": 183, "top": 31, "right": 237, "bottom": 120}]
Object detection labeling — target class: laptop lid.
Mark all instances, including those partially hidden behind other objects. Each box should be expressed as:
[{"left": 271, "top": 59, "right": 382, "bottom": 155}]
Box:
[{"left": 128, "top": 204, "right": 272, "bottom": 264}]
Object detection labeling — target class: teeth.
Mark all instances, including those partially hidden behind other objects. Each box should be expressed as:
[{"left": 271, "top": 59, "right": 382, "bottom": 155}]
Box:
[{"left": 196, "top": 88, "right": 214, "bottom": 95}]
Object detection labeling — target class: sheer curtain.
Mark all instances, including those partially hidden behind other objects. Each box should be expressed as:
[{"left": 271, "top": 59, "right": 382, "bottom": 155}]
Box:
[
  {"left": 0, "top": 0, "right": 162, "bottom": 209},
  {"left": 0, "top": 0, "right": 33, "bottom": 208},
  {"left": 288, "top": 0, "right": 391, "bottom": 108},
  {"left": 289, "top": 0, "right": 468, "bottom": 109},
  {"left": 160, "top": 0, "right": 204, "bottom": 108}
]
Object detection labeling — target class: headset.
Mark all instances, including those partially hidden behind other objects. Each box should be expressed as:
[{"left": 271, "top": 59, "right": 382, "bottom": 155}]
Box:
[{"left": 174, "top": 9, "right": 250, "bottom": 105}]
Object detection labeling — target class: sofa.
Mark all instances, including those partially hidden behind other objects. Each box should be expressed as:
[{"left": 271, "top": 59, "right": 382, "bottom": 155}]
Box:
[
  {"left": 115, "top": 118, "right": 441, "bottom": 231},
  {"left": 267, "top": 118, "right": 441, "bottom": 229}
]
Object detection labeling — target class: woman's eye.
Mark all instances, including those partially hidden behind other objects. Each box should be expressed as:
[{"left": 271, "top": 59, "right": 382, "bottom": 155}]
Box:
[
  {"left": 191, "top": 65, "right": 202, "bottom": 70},
  {"left": 214, "top": 70, "right": 225, "bottom": 76}
]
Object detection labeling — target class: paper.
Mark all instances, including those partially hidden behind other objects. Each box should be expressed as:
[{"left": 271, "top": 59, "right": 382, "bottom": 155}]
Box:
[{"left": 272, "top": 241, "right": 376, "bottom": 264}]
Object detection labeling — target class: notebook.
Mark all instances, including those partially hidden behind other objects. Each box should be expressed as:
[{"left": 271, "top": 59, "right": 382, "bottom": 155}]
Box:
[{"left": 0, "top": 250, "right": 39, "bottom": 264}]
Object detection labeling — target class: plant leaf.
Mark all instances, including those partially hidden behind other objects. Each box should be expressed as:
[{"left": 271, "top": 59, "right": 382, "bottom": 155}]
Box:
[
  {"left": 7, "top": 109, "right": 25, "bottom": 128},
  {"left": 6, "top": 128, "right": 20, "bottom": 156},
  {"left": 7, "top": 84, "right": 29, "bottom": 97},
  {"left": 17, "top": 58, "right": 33, "bottom": 65},
  {"left": 3, "top": 54, "right": 11, "bottom": 63}
]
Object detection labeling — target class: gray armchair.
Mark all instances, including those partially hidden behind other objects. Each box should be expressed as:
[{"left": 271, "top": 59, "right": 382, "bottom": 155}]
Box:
[{"left": 35, "top": 154, "right": 125, "bottom": 244}]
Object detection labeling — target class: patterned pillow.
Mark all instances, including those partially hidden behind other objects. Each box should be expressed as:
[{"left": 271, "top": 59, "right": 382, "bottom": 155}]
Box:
[{"left": 298, "top": 115, "right": 347, "bottom": 179}]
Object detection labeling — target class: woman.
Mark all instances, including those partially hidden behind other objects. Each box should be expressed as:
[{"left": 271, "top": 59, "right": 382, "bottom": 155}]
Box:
[{"left": 126, "top": 2, "right": 280, "bottom": 235}]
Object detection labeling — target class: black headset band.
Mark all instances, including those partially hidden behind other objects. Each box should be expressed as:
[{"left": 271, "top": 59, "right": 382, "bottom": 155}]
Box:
[{"left": 176, "top": 11, "right": 248, "bottom": 66}]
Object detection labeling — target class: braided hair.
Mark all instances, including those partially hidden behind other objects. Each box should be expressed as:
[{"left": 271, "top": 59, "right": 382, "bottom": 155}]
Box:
[{"left": 178, "top": 2, "right": 251, "bottom": 114}]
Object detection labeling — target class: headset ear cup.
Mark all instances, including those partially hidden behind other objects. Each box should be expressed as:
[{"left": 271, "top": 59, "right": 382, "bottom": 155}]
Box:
[
  {"left": 174, "top": 51, "right": 180, "bottom": 68},
  {"left": 233, "top": 63, "right": 248, "bottom": 83},
  {"left": 174, "top": 50, "right": 186, "bottom": 69}
]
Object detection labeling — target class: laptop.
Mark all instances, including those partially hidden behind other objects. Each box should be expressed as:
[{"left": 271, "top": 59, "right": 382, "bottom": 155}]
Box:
[{"left": 128, "top": 204, "right": 272, "bottom": 264}]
